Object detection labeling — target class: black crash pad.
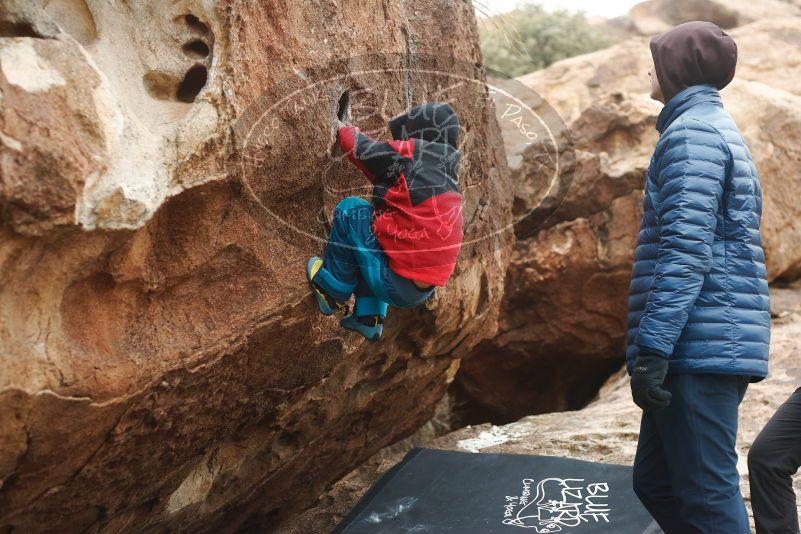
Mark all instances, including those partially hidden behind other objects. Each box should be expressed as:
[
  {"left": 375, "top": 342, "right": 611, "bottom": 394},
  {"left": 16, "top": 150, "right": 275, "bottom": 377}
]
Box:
[{"left": 334, "top": 448, "right": 662, "bottom": 534}]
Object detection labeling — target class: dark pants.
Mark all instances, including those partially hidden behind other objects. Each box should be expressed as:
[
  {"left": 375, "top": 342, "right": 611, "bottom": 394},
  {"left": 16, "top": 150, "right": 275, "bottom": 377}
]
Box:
[
  {"left": 748, "top": 386, "right": 801, "bottom": 534},
  {"left": 315, "top": 197, "right": 434, "bottom": 315},
  {"left": 633, "top": 373, "right": 751, "bottom": 534}
]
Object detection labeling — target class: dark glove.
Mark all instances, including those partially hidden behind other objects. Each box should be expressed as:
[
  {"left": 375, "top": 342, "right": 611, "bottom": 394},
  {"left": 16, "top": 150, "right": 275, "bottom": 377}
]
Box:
[{"left": 630, "top": 352, "right": 672, "bottom": 411}]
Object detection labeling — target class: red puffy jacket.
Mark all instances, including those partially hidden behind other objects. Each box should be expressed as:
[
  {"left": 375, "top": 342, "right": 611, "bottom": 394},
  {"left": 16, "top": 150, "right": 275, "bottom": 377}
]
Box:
[{"left": 337, "top": 102, "right": 463, "bottom": 287}]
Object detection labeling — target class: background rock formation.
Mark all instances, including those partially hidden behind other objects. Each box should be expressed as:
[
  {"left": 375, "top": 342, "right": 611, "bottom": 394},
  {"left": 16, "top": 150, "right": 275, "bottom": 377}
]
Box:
[
  {"left": 604, "top": 0, "right": 801, "bottom": 39},
  {"left": 0, "top": 1, "right": 513, "bottom": 532},
  {"left": 453, "top": 17, "right": 801, "bottom": 423}
]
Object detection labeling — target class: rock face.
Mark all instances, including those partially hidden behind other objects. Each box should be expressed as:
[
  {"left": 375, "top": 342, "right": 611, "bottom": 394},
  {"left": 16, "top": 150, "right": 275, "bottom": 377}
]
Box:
[
  {"left": 517, "top": 18, "right": 801, "bottom": 125},
  {"left": 453, "top": 18, "right": 801, "bottom": 423},
  {"left": 612, "top": 0, "right": 801, "bottom": 37},
  {"left": 278, "top": 288, "right": 801, "bottom": 533},
  {"left": 0, "top": 1, "right": 513, "bottom": 532}
]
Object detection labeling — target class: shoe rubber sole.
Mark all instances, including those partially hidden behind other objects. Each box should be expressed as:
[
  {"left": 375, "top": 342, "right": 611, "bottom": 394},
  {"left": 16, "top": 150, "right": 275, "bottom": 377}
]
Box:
[
  {"left": 340, "top": 315, "right": 382, "bottom": 342},
  {"left": 307, "top": 257, "right": 335, "bottom": 316}
]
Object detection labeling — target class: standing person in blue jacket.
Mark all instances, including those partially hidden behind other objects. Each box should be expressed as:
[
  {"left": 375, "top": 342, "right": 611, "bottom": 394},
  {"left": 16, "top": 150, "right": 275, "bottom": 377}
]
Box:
[{"left": 625, "top": 21, "right": 771, "bottom": 533}]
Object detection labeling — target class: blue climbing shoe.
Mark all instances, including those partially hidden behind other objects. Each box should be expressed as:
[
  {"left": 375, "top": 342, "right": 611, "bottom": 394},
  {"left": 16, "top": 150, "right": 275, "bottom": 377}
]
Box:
[
  {"left": 341, "top": 314, "right": 384, "bottom": 342},
  {"left": 307, "top": 256, "right": 345, "bottom": 316}
]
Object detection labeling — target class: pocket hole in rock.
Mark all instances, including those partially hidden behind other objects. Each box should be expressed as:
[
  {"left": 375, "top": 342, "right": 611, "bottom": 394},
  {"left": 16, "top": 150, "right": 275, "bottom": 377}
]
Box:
[
  {"left": 0, "top": 21, "right": 41, "bottom": 38},
  {"left": 337, "top": 90, "right": 351, "bottom": 121},
  {"left": 182, "top": 39, "right": 210, "bottom": 58},
  {"left": 176, "top": 65, "right": 208, "bottom": 103},
  {"left": 143, "top": 71, "right": 178, "bottom": 101},
  {"left": 183, "top": 14, "right": 209, "bottom": 34}
]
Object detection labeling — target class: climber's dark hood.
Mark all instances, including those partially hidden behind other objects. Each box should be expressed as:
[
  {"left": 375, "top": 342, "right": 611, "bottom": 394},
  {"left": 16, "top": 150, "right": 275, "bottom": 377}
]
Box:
[
  {"left": 389, "top": 102, "right": 460, "bottom": 149},
  {"left": 650, "top": 21, "right": 738, "bottom": 104}
]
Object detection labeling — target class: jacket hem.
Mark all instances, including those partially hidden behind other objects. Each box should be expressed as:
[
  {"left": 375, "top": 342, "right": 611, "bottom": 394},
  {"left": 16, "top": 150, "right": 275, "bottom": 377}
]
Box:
[
  {"left": 637, "top": 344, "right": 670, "bottom": 358},
  {"left": 626, "top": 356, "right": 768, "bottom": 378},
  {"left": 389, "top": 265, "right": 449, "bottom": 287}
]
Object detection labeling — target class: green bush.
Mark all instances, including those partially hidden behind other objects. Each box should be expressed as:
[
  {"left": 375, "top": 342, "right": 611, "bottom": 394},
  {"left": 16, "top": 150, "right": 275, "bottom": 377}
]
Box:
[{"left": 478, "top": 2, "right": 611, "bottom": 78}]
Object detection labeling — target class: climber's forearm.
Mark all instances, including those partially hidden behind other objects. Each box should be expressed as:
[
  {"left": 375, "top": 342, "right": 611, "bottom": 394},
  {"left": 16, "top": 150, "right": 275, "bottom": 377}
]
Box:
[{"left": 336, "top": 123, "right": 379, "bottom": 184}]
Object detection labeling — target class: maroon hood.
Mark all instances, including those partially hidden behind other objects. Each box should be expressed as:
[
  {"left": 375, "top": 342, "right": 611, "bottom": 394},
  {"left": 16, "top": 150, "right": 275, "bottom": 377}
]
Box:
[{"left": 650, "top": 21, "right": 738, "bottom": 103}]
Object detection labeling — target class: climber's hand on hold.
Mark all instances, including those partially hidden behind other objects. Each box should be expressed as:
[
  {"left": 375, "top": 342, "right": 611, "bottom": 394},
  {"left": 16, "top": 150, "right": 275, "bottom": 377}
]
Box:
[{"left": 630, "top": 352, "right": 671, "bottom": 411}]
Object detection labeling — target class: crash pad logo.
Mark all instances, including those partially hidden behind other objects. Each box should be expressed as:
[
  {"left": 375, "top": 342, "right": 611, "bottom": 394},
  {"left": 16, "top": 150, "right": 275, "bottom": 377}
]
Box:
[{"left": 502, "top": 478, "right": 611, "bottom": 532}]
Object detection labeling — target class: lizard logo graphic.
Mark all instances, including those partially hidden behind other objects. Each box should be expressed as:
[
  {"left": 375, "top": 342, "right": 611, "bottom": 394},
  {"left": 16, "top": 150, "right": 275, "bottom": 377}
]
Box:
[{"left": 502, "top": 478, "right": 611, "bottom": 532}]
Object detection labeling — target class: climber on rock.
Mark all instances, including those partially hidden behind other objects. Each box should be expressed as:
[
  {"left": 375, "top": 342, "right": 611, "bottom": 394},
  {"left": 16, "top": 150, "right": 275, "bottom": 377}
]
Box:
[
  {"left": 306, "top": 102, "right": 463, "bottom": 341},
  {"left": 625, "top": 21, "right": 770, "bottom": 534}
]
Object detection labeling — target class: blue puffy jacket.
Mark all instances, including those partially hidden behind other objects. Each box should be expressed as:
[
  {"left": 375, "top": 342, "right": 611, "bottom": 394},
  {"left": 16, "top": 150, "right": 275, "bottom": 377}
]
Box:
[{"left": 625, "top": 84, "right": 770, "bottom": 379}]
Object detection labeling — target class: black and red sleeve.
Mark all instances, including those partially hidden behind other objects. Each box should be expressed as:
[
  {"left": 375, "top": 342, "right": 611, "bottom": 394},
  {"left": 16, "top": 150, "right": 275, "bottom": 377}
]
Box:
[{"left": 337, "top": 124, "right": 414, "bottom": 185}]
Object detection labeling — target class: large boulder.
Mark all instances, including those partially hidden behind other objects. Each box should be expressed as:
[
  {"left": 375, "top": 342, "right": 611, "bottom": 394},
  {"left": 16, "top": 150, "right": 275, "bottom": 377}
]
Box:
[
  {"left": 277, "top": 288, "right": 801, "bottom": 533},
  {"left": 725, "top": 81, "right": 801, "bottom": 281},
  {"left": 453, "top": 18, "right": 801, "bottom": 423},
  {"left": 0, "top": 1, "right": 513, "bottom": 532},
  {"left": 517, "top": 18, "right": 801, "bottom": 125},
  {"left": 622, "top": 0, "right": 801, "bottom": 36}
]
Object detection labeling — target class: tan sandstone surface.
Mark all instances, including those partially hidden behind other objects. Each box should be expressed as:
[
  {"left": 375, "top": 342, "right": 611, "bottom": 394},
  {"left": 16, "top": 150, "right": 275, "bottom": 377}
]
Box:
[
  {"left": 518, "top": 18, "right": 801, "bottom": 125},
  {"left": 0, "top": 1, "right": 514, "bottom": 532},
  {"left": 620, "top": 0, "right": 801, "bottom": 37}
]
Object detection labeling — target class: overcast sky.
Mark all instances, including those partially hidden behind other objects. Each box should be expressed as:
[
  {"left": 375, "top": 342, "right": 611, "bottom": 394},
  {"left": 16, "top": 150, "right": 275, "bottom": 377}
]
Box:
[{"left": 475, "top": 0, "right": 643, "bottom": 18}]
